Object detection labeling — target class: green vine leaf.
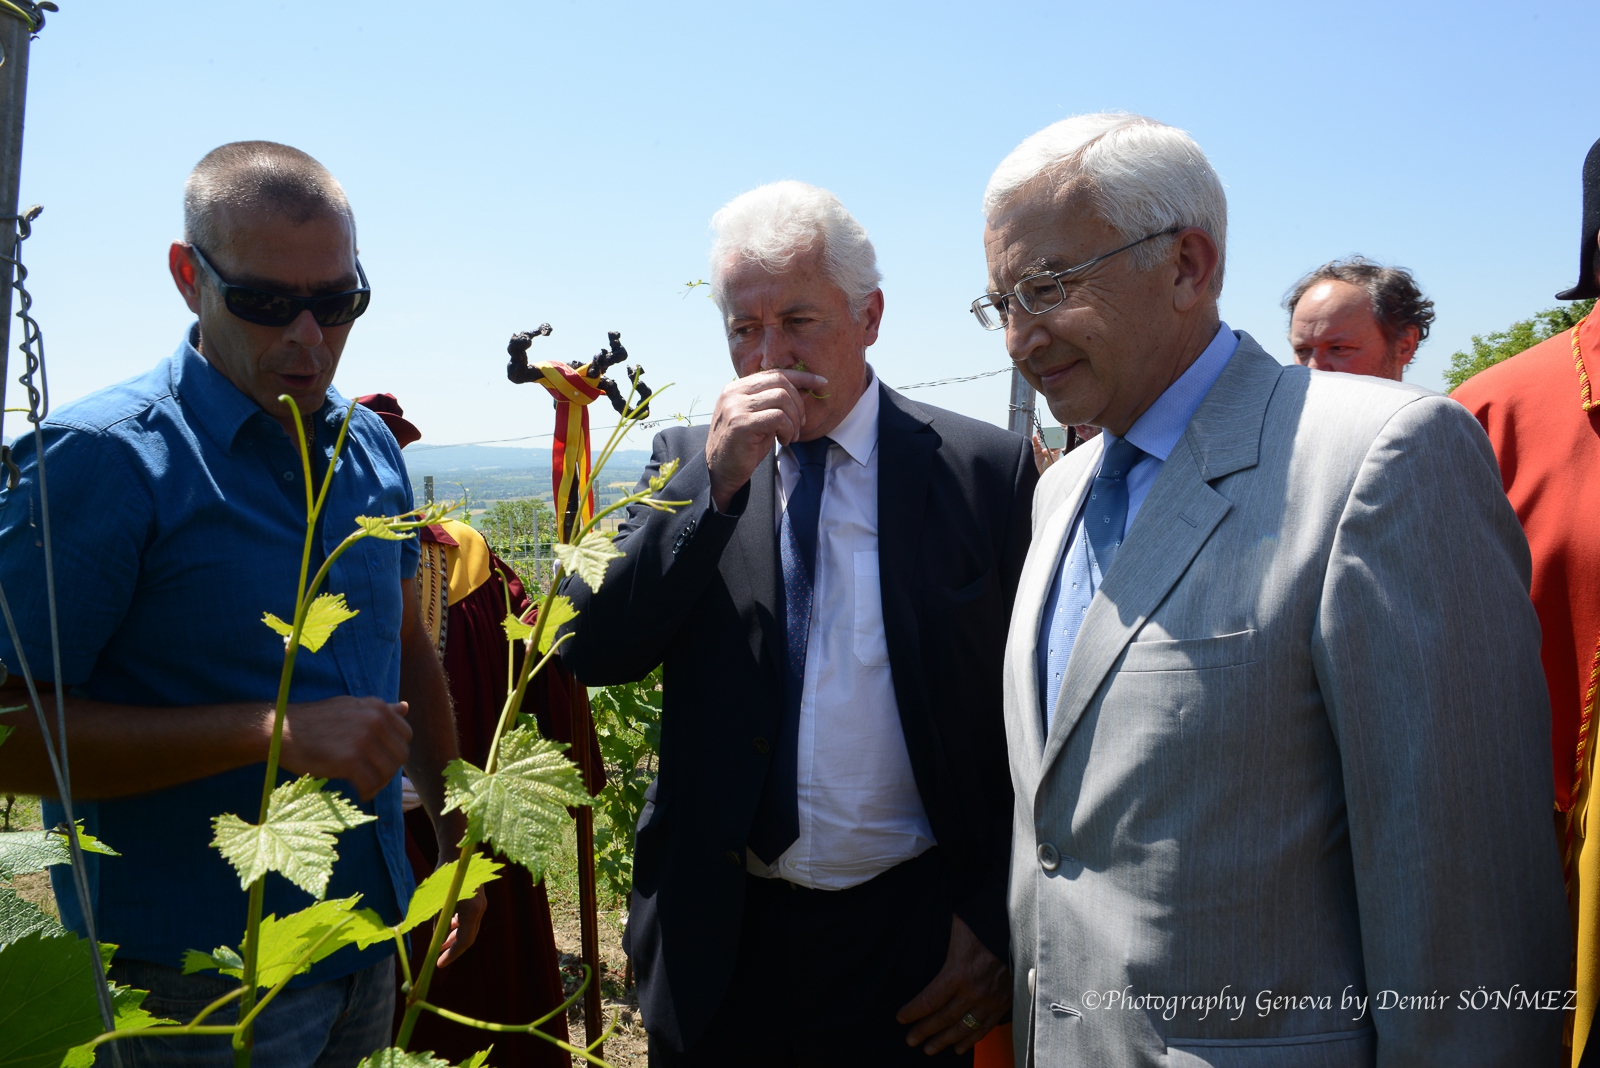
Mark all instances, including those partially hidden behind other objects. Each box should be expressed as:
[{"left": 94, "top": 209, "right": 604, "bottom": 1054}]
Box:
[
  {"left": 441, "top": 728, "right": 591, "bottom": 880},
  {"left": 0, "top": 931, "right": 105, "bottom": 1068},
  {"left": 334, "top": 907, "right": 394, "bottom": 951},
  {"left": 0, "top": 825, "right": 118, "bottom": 880},
  {"left": 399, "top": 854, "right": 503, "bottom": 935},
  {"left": 354, "top": 515, "right": 414, "bottom": 541},
  {"left": 262, "top": 592, "right": 360, "bottom": 653},
  {"left": 648, "top": 458, "right": 680, "bottom": 493},
  {"left": 60, "top": 977, "right": 174, "bottom": 1067},
  {"left": 180, "top": 945, "right": 243, "bottom": 976},
  {"left": 537, "top": 595, "right": 578, "bottom": 654},
  {"left": 0, "top": 887, "right": 62, "bottom": 946},
  {"left": 554, "top": 530, "right": 623, "bottom": 593},
  {"left": 358, "top": 1049, "right": 453, "bottom": 1068},
  {"left": 184, "top": 897, "right": 365, "bottom": 989},
  {"left": 354, "top": 1049, "right": 492, "bottom": 1068},
  {"left": 211, "top": 776, "right": 375, "bottom": 898},
  {"left": 791, "top": 359, "right": 831, "bottom": 398},
  {"left": 251, "top": 897, "right": 367, "bottom": 988},
  {"left": 500, "top": 613, "right": 534, "bottom": 643},
  {"left": 502, "top": 597, "right": 578, "bottom": 653}
]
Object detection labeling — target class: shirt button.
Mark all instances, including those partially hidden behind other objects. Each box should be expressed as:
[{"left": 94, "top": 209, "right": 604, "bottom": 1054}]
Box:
[
  {"left": 1038, "top": 842, "right": 1061, "bottom": 871},
  {"left": 726, "top": 849, "right": 743, "bottom": 869},
  {"left": 282, "top": 471, "right": 295, "bottom": 481},
  {"left": 752, "top": 737, "right": 771, "bottom": 754}
]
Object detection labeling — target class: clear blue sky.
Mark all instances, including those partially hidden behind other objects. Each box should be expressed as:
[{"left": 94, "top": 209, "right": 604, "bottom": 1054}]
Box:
[{"left": 10, "top": 0, "right": 1597, "bottom": 455}]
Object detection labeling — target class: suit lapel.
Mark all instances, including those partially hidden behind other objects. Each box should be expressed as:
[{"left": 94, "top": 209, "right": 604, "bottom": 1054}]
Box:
[
  {"left": 876, "top": 384, "right": 935, "bottom": 684},
  {"left": 1007, "top": 443, "right": 1100, "bottom": 778},
  {"left": 722, "top": 450, "right": 783, "bottom": 671},
  {"left": 1039, "top": 451, "right": 1232, "bottom": 770},
  {"left": 1039, "top": 335, "right": 1285, "bottom": 775}
]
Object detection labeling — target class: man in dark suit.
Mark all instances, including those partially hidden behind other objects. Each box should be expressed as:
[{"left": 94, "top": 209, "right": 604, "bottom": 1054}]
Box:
[{"left": 561, "top": 180, "right": 1037, "bottom": 1065}]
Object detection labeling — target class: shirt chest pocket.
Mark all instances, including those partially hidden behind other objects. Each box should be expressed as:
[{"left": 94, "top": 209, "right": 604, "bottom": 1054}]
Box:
[
  {"left": 361, "top": 539, "right": 404, "bottom": 645},
  {"left": 852, "top": 550, "right": 890, "bottom": 668}
]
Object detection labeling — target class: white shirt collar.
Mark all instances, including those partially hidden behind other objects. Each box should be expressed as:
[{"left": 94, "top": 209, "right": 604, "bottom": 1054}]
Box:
[{"left": 826, "top": 365, "right": 879, "bottom": 466}]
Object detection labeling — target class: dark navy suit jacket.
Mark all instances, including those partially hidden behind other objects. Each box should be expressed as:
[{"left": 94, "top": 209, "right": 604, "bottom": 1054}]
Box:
[{"left": 560, "top": 382, "right": 1036, "bottom": 1051}]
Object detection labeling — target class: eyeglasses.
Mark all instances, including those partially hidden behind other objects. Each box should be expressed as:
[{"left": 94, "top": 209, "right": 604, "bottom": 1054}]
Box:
[
  {"left": 970, "top": 228, "right": 1181, "bottom": 331},
  {"left": 188, "top": 244, "right": 371, "bottom": 328}
]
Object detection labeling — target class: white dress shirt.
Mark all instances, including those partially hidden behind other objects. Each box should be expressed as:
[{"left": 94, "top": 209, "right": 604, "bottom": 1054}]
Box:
[{"left": 747, "top": 368, "right": 936, "bottom": 889}]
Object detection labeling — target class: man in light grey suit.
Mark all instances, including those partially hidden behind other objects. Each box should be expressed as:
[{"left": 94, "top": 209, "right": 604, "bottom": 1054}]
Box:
[{"left": 976, "top": 112, "right": 1570, "bottom": 1067}]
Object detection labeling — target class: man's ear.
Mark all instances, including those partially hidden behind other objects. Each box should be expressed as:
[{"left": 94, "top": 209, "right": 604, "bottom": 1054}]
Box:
[
  {"left": 859, "top": 288, "right": 885, "bottom": 348},
  {"left": 1170, "top": 228, "right": 1220, "bottom": 313},
  {"left": 168, "top": 242, "right": 202, "bottom": 316},
  {"left": 1394, "top": 324, "right": 1421, "bottom": 364}
]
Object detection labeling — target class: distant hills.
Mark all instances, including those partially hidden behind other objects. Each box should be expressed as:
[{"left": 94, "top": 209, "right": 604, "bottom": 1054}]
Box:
[
  {"left": 404, "top": 445, "right": 653, "bottom": 505},
  {"left": 404, "top": 445, "right": 572, "bottom": 473},
  {"left": 1, "top": 434, "right": 654, "bottom": 508}
]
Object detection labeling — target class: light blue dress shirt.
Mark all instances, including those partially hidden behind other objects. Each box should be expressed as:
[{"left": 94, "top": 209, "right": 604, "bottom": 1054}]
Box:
[{"left": 1037, "top": 323, "right": 1240, "bottom": 728}]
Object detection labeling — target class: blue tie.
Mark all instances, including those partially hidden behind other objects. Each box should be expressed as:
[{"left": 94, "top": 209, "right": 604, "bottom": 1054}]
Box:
[
  {"left": 749, "top": 436, "right": 832, "bottom": 865},
  {"left": 1040, "top": 435, "right": 1145, "bottom": 728},
  {"left": 1084, "top": 435, "right": 1144, "bottom": 576}
]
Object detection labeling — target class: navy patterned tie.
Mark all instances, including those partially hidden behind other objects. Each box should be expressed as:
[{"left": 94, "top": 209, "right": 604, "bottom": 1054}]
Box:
[
  {"left": 749, "top": 436, "right": 832, "bottom": 865},
  {"left": 1084, "top": 435, "right": 1145, "bottom": 576}
]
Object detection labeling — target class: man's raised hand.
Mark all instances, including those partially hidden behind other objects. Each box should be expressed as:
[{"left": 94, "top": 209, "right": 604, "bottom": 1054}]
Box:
[
  {"left": 278, "top": 695, "right": 413, "bottom": 800},
  {"left": 704, "top": 368, "right": 828, "bottom": 512}
]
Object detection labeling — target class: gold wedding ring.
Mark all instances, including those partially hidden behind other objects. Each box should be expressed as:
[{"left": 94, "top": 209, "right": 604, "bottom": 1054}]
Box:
[{"left": 960, "top": 1012, "right": 981, "bottom": 1031}]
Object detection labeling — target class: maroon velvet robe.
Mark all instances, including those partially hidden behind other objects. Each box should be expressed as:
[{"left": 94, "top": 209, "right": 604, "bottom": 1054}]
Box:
[{"left": 398, "top": 547, "right": 605, "bottom": 1065}]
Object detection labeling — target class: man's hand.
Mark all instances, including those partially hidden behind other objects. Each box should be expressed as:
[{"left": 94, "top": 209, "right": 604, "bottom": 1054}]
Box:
[
  {"left": 433, "top": 853, "right": 487, "bottom": 968},
  {"left": 278, "top": 696, "right": 412, "bottom": 801},
  {"left": 704, "top": 368, "right": 828, "bottom": 512},
  {"left": 1031, "top": 431, "right": 1061, "bottom": 474},
  {"left": 896, "top": 915, "right": 1012, "bottom": 1056}
]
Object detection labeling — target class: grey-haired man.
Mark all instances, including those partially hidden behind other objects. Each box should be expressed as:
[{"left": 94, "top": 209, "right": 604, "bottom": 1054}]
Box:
[
  {"left": 563, "top": 181, "right": 1037, "bottom": 1065},
  {"left": 984, "top": 113, "right": 1567, "bottom": 1067}
]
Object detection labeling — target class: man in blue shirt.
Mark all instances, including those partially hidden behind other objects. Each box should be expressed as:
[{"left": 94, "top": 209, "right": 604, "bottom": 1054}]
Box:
[{"left": 0, "top": 141, "right": 482, "bottom": 1066}]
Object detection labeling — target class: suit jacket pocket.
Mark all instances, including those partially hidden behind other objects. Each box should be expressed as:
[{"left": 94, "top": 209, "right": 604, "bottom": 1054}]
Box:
[
  {"left": 1166, "top": 1026, "right": 1375, "bottom": 1068},
  {"left": 1118, "top": 628, "right": 1257, "bottom": 673}
]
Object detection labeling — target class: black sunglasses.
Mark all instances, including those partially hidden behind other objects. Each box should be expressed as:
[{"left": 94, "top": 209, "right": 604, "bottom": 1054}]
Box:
[{"left": 189, "top": 244, "right": 371, "bottom": 328}]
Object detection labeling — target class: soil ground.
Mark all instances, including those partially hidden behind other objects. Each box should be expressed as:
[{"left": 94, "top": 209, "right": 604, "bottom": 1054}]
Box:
[
  {"left": 3, "top": 794, "right": 58, "bottom": 920},
  {"left": 545, "top": 818, "right": 647, "bottom": 1067}
]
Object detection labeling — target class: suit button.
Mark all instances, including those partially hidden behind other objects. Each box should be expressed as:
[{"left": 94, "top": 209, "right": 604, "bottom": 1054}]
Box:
[
  {"left": 726, "top": 849, "right": 744, "bottom": 869},
  {"left": 752, "top": 737, "right": 770, "bottom": 754},
  {"left": 1038, "top": 842, "right": 1061, "bottom": 871}
]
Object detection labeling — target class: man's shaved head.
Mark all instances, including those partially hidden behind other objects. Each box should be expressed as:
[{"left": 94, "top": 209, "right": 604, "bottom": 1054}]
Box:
[{"left": 183, "top": 141, "right": 354, "bottom": 253}]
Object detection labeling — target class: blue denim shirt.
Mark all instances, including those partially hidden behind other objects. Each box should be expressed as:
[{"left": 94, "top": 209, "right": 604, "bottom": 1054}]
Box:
[{"left": 0, "top": 328, "right": 418, "bottom": 983}]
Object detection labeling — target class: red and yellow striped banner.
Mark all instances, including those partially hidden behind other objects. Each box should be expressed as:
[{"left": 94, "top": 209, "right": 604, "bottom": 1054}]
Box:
[{"left": 533, "top": 361, "right": 605, "bottom": 541}]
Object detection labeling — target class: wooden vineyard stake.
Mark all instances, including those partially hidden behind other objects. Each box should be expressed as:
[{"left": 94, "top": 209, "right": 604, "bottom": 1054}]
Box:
[{"left": 570, "top": 681, "right": 606, "bottom": 1058}]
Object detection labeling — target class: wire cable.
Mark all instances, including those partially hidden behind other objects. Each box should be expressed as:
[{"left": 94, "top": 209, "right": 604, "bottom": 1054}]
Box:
[
  {"left": 410, "top": 365, "right": 1015, "bottom": 452},
  {"left": 0, "top": 204, "right": 124, "bottom": 1063}
]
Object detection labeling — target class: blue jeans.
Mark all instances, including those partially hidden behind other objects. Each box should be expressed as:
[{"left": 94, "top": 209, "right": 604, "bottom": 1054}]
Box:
[{"left": 100, "top": 956, "right": 395, "bottom": 1068}]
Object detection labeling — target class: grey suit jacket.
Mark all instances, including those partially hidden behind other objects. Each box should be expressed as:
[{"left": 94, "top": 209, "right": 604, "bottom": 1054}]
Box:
[{"left": 1004, "top": 333, "right": 1570, "bottom": 1068}]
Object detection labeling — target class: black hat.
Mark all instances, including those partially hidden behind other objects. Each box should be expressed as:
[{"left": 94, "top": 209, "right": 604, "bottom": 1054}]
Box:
[{"left": 1557, "top": 136, "right": 1600, "bottom": 301}]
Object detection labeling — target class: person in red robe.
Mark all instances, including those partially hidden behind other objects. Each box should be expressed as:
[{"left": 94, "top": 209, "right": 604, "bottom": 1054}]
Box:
[
  {"left": 1450, "top": 137, "right": 1600, "bottom": 1068},
  {"left": 358, "top": 393, "right": 605, "bottom": 1066}
]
